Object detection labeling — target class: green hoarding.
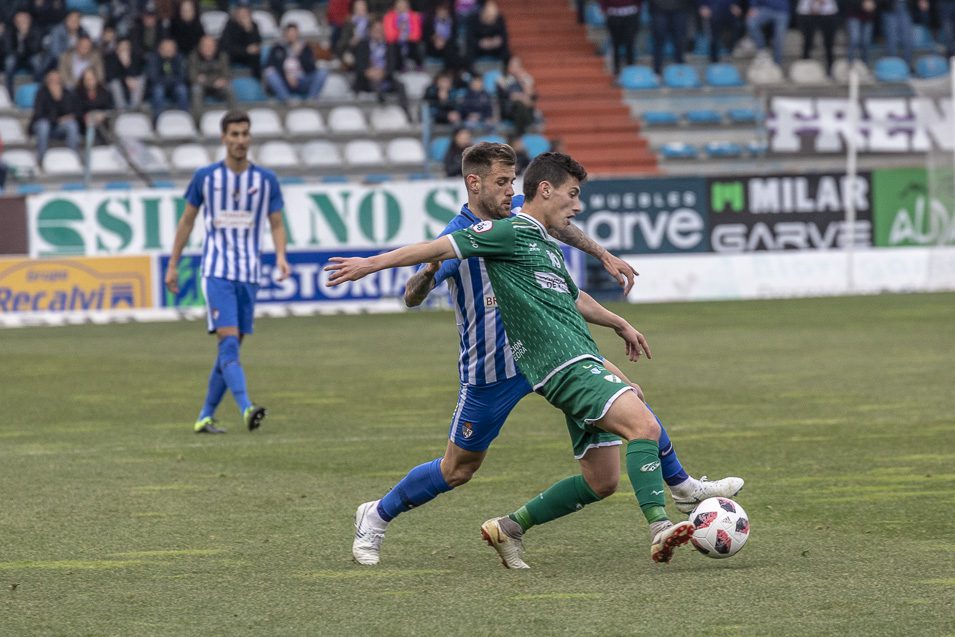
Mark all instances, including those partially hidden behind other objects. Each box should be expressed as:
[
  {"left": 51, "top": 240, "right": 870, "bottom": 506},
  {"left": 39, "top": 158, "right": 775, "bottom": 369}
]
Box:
[{"left": 873, "top": 167, "right": 955, "bottom": 247}]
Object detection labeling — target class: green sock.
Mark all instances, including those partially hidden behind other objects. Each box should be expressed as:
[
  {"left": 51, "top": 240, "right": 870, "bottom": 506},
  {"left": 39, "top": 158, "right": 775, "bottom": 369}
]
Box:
[
  {"left": 507, "top": 475, "right": 602, "bottom": 532},
  {"left": 626, "top": 439, "right": 669, "bottom": 524}
]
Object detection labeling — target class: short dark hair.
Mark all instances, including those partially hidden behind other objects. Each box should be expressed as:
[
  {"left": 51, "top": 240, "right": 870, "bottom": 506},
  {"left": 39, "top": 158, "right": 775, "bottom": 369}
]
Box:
[
  {"left": 522, "top": 152, "right": 587, "bottom": 201},
  {"left": 220, "top": 110, "right": 251, "bottom": 134},
  {"left": 461, "top": 142, "right": 516, "bottom": 178}
]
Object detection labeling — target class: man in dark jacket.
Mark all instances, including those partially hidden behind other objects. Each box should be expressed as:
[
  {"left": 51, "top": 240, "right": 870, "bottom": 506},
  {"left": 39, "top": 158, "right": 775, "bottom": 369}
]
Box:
[
  {"left": 698, "top": 0, "right": 743, "bottom": 63},
  {"left": 263, "top": 23, "right": 328, "bottom": 104},
  {"left": 29, "top": 69, "right": 80, "bottom": 163},
  {"left": 147, "top": 38, "right": 189, "bottom": 120},
  {"left": 220, "top": 4, "right": 263, "bottom": 78},
  {"left": 353, "top": 20, "right": 409, "bottom": 112},
  {"left": 877, "top": 0, "right": 928, "bottom": 65},
  {"left": 600, "top": 0, "right": 640, "bottom": 76},
  {"left": 189, "top": 34, "right": 234, "bottom": 118},
  {"left": 647, "top": 0, "right": 691, "bottom": 74},
  {"left": 4, "top": 10, "right": 45, "bottom": 99}
]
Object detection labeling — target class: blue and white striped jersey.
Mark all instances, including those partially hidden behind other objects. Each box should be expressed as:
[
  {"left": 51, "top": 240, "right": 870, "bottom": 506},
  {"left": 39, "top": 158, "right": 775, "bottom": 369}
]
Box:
[
  {"left": 433, "top": 195, "right": 525, "bottom": 386},
  {"left": 184, "top": 161, "right": 284, "bottom": 284}
]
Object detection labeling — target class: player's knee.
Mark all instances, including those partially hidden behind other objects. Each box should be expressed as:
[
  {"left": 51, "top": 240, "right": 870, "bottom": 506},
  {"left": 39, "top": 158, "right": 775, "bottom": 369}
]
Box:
[
  {"left": 443, "top": 463, "right": 478, "bottom": 487},
  {"left": 589, "top": 475, "right": 618, "bottom": 499},
  {"left": 218, "top": 335, "right": 241, "bottom": 366}
]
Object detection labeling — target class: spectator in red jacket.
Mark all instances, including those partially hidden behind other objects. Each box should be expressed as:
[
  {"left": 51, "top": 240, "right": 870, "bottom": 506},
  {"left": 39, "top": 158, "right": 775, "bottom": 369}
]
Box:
[{"left": 383, "top": 0, "right": 424, "bottom": 71}]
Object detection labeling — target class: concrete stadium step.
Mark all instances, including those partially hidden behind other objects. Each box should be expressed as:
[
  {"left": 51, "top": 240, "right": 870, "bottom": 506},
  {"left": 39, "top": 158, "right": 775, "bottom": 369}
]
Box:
[
  {"left": 544, "top": 113, "right": 638, "bottom": 133},
  {"left": 560, "top": 131, "right": 649, "bottom": 150},
  {"left": 536, "top": 98, "right": 629, "bottom": 117},
  {"left": 534, "top": 76, "right": 616, "bottom": 94},
  {"left": 529, "top": 62, "right": 608, "bottom": 79}
]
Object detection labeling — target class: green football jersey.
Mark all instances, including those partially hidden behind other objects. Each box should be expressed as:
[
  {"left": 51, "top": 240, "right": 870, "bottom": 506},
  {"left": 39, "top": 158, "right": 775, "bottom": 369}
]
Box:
[{"left": 447, "top": 213, "right": 601, "bottom": 388}]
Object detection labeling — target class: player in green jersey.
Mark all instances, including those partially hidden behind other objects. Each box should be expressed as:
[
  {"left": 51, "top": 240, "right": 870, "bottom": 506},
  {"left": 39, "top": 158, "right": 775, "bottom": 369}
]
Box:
[{"left": 326, "top": 152, "right": 695, "bottom": 565}]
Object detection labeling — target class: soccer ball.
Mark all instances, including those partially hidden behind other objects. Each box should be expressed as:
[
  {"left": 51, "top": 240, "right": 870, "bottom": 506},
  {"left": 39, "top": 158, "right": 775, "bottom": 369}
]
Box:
[{"left": 689, "top": 497, "right": 750, "bottom": 558}]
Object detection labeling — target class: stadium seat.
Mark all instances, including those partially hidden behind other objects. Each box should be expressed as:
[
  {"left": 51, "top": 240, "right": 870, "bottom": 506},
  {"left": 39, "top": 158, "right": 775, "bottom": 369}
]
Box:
[
  {"left": 642, "top": 110, "right": 679, "bottom": 126},
  {"left": 14, "top": 83, "right": 39, "bottom": 109},
  {"left": 364, "top": 173, "right": 392, "bottom": 184},
  {"left": 323, "top": 174, "right": 349, "bottom": 183},
  {"left": 200, "top": 109, "right": 228, "bottom": 139},
  {"left": 280, "top": 175, "right": 305, "bottom": 185},
  {"left": 200, "top": 10, "right": 229, "bottom": 38},
  {"left": 257, "top": 141, "right": 299, "bottom": 167},
  {"left": 746, "top": 58, "right": 784, "bottom": 85},
  {"left": 104, "top": 181, "right": 132, "bottom": 190},
  {"left": 521, "top": 133, "right": 550, "bottom": 158},
  {"left": 170, "top": 144, "right": 211, "bottom": 171},
  {"left": 747, "top": 140, "right": 768, "bottom": 156},
  {"left": 398, "top": 71, "right": 433, "bottom": 101},
  {"left": 328, "top": 106, "right": 367, "bottom": 133},
  {"left": 66, "top": 0, "right": 98, "bottom": 13},
  {"left": 874, "top": 57, "right": 910, "bottom": 83},
  {"left": 61, "top": 182, "right": 86, "bottom": 191},
  {"left": 343, "top": 140, "right": 385, "bottom": 166},
  {"left": 429, "top": 136, "right": 450, "bottom": 162},
  {"left": 659, "top": 142, "right": 698, "bottom": 159},
  {"left": 156, "top": 110, "right": 198, "bottom": 140},
  {"left": 89, "top": 146, "right": 127, "bottom": 174},
  {"left": 618, "top": 65, "right": 660, "bottom": 90},
  {"left": 663, "top": 64, "right": 701, "bottom": 89},
  {"left": 789, "top": 59, "right": 828, "bottom": 84},
  {"left": 0, "top": 117, "right": 27, "bottom": 144},
  {"left": 285, "top": 108, "right": 325, "bottom": 135},
  {"left": 134, "top": 145, "right": 170, "bottom": 172},
  {"left": 3, "top": 149, "right": 38, "bottom": 175},
  {"left": 370, "top": 105, "right": 409, "bottom": 132},
  {"left": 114, "top": 112, "right": 152, "bottom": 140},
  {"left": 232, "top": 77, "right": 267, "bottom": 103},
  {"left": 831, "top": 59, "right": 874, "bottom": 84},
  {"left": 79, "top": 14, "right": 103, "bottom": 41},
  {"left": 483, "top": 69, "right": 503, "bottom": 94},
  {"left": 728, "top": 107, "right": 761, "bottom": 124},
  {"left": 386, "top": 138, "right": 426, "bottom": 165},
  {"left": 150, "top": 179, "right": 176, "bottom": 188},
  {"left": 476, "top": 134, "right": 506, "bottom": 145},
  {"left": 249, "top": 107, "right": 284, "bottom": 136},
  {"left": 686, "top": 109, "right": 722, "bottom": 125},
  {"left": 585, "top": 1, "right": 606, "bottom": 26},
  {"left": 16, "top": 183, "right": 44, "bottom": 194},
  {"left": 301, "top": 140, "right": 342, "bottom": 167},
  {"left": 280, "top": 9, "right": 322, "bottom": 38},
  {"left": 41, "top": 148, "right": 83, "bottom": 176},
  {"left": 407, "top": 172, "right": 432, "bottom": 180},
  {"left": 320, "top": 73, "right": 353, "bottom": 100},
  {"left": 705, "top": 63, "right": 744, "bottom": 87},
  {"left": 705, "top": 141, "right": 743, "bottom": 158},
  {"left": 915, "top": 54, "right": 949, "bottom": 79},
  {"left": 0, "top": 86, "right": 11, "bottom": 110},
  {"left": 913, "top": 24, "right": 935, "bottom": 50},
  {"left": 252, "top": 10, "right": 280, "bottom": 39}
]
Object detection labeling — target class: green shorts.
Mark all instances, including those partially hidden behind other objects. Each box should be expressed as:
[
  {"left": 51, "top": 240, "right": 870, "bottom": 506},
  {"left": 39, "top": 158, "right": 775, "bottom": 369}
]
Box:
[{"left": 538, "top": 359, "right": 629, "bottom": 459}]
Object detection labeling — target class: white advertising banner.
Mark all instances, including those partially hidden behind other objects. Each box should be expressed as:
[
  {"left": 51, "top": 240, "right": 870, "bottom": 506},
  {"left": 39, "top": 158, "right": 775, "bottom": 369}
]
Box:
[{"left": 624, "top": 248, "right": 955, "bottom": 303}]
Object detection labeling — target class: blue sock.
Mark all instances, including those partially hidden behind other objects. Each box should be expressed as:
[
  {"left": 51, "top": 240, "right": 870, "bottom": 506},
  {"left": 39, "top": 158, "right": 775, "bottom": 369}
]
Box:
[
  {"left": 648, "top": 404, "right": 690, "bottom": 486},
  {"left": 198, "top": 358, "right": 227, "bottom": 420},
  {"left": 377, "top": 458, "right": 452, "bottom": 522},
  {"left": 218, "top": 336, "right": 252, "bottom": 414}
]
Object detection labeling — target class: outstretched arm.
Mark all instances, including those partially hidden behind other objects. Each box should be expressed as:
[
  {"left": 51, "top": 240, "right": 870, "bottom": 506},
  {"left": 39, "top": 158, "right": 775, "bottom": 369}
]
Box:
[
  {"left": 403, "top": 261, "right": 441, "bottom": 307},
  {"left": 548, "top": 223, "right": 638, "bottom": 295},
  {"left": 576, "top": 290, "right": 651, "bottom": 362},
  {"left": 325, "top": 236, "right": 458, "bottom": 286}
]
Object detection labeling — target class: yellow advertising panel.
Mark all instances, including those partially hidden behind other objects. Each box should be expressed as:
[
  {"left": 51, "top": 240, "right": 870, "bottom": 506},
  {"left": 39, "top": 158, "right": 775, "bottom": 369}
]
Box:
[{"left": 0, "top": 256, "right": 153, "bottom": 313}]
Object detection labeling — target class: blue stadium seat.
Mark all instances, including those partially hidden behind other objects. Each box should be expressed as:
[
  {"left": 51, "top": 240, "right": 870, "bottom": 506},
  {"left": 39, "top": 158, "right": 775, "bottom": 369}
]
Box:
[
  {"left": 66, "top": 0, "right": 99, "bottom": 14},
  {"left": 323, "top": 175, "right": 349, "bottom": 184},
  {"left": 105, "top": 181, "right": 132, "bottom": 190},
  {"left": 705, "top": 141, "right": 743, "bottom": 158},
  {"left": 521, "top": 133, "right": 550, "bottom": 158},
  {"left": 232, "top": 77, "right": 267, "bottom": 102},
  {"left": 15, "top": 83, "right": 39, "bottom": 109},
  {"left": 280, "top": 175, "right": 305, "bottom": 185},
  {"left": 660, "top": 142, "right": 698, "bottom": 159},
  {"left": 150, "top": 180, "right": 176, "bottom": 189},
  {"left": 705, "top": 63, "right": 744, "bottom": 87},
  {"left": 62, "top": 182, "right": 87, "bottom": 191},
  {"left": 915, "top": 54, "right": 948, "bottom": 79},
  {"left": 874, "top": 57, "right": 910, "bottom": 83},
  {"left": 407, "top": 172, "right": 433, "bottom": 180},
  {"left": 16, "top": 183, "right": 44, "bottom": 194},
  {"left": 585, "top": 1, "right": 606, "bottom": 27},
  {"left": 429, "top": 136, "right": 450, "bottom": 162},
  {"left": 642, "top": 110, "right": 679, "bottom": 126},
  {"left": 685, "top": 109, "right": 722, "bottom": 125},
  {"left": 476, "top": 134, "right": 506, "bottom": 145},
  {"left": 728, "top": 108, "right": 762, "bottom": 124},
  {"left": 663, "top": 64, "right": 701, "bottom": 89},
  {"left": 913, "top": 25, "right": 936, "bottom": 50},
  {"left": 483, "top": 69, "right": 502, "bottom": 94},
  {"left": 747, "top": 140, "right": 768, "bottom": 156},
  {"left": 618, "top": 65, "right": 660, "bottom": 90},
  {"left": 364, "top": 174, "right": 391, "bottom": 184}
]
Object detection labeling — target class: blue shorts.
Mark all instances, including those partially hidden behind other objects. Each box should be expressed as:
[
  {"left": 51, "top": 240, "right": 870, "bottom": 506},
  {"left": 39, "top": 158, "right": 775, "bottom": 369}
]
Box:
[
  {"left": 202, "top": 276, "right": 258, "bottom": 335},
  {"left": 448, "top": 375, "right": 533, "bottom": 451}
]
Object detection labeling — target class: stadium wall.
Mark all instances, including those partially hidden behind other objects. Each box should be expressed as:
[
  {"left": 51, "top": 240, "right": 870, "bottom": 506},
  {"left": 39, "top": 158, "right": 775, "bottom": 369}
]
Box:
[{"left": 2, "top": 171, "right": 953, "bottom": 327}]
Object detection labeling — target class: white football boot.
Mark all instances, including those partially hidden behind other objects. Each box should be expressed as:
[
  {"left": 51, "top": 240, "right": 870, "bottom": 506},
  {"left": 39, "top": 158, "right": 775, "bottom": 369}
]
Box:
[
  {"left": 673, "top": 476, "right": 745, "bottom": 514},
  {"left": 480, "top": 517, "right": 530, "bottom": 569},
  {"left": 650, "top": 520, "right": 695, "bottom": 563},
  {"left": 352, "top": 500, "right": 387, "bottom": 565}
]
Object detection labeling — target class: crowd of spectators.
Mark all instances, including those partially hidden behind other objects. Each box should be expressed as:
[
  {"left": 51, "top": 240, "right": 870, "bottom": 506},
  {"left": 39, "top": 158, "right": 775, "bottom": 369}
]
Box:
[{"left": 596, "top": 0, "right": 955, "bottom": 77}]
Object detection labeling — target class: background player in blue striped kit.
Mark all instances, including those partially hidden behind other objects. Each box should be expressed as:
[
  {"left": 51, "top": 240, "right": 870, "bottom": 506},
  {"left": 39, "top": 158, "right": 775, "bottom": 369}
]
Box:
[
  {"left": 350, "top": 143, "right": 742, "bottom": 567},
  {"left": 165, "top": 110, "right": 290, "bottom": 434}
]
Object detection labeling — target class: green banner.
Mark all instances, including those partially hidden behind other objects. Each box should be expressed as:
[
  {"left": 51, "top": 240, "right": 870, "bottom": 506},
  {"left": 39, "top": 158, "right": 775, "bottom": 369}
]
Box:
[{"left": 873, "top": 167, "right": 955, "bottom": 247}]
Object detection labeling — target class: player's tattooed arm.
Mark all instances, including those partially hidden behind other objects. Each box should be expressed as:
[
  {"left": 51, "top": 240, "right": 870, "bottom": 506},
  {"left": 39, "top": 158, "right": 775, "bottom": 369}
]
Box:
[
  {"left": 404, "top": 261, "right": 441, "bottom": 307},
  {"left": 547, "top": 223, "right": 638, "bottom": 294}
]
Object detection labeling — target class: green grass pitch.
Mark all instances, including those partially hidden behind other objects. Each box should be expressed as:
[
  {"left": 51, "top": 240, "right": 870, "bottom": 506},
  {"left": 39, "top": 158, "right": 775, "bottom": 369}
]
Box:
[{"left": 1, "top": 293, "right": 953, "bottom": 636}]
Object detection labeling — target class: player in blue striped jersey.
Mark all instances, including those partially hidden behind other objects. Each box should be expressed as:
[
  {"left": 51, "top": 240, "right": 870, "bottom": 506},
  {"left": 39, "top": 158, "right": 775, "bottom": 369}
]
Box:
[
  {"left": 165, "top": 110, "right": 290, "bottom": 434},
  {"left": 352, "top": 143, "right": 742, "bottom": 566}
]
